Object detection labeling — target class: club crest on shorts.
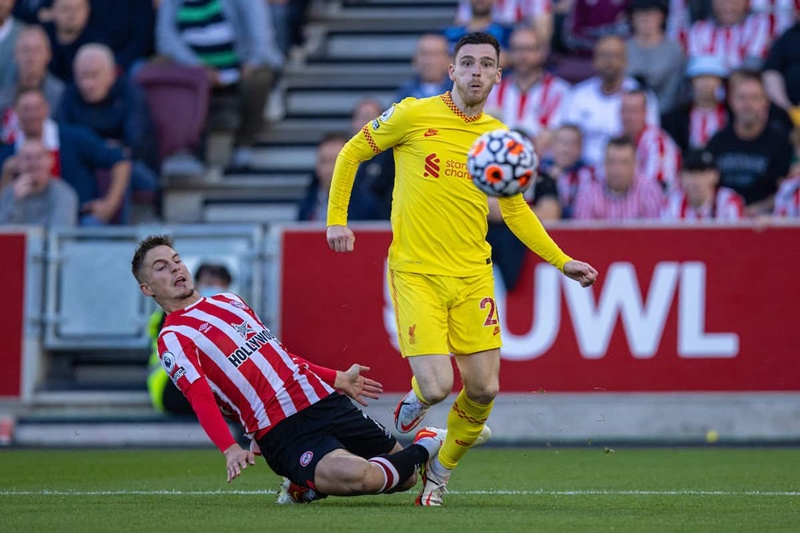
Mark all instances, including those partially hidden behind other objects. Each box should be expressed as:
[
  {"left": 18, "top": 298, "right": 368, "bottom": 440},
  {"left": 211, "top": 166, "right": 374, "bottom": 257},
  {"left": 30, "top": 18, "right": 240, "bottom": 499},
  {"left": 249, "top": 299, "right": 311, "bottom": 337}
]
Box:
[{"left": 300, "top": 451, "right": 314, "bottom": 467}]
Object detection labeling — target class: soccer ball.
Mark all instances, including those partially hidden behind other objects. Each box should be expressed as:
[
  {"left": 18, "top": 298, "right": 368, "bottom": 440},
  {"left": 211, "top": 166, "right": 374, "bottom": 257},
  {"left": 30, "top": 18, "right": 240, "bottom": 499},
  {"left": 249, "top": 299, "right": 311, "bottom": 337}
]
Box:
[{"left": 467, "top": 129, "right": 538, "bottom": 197}]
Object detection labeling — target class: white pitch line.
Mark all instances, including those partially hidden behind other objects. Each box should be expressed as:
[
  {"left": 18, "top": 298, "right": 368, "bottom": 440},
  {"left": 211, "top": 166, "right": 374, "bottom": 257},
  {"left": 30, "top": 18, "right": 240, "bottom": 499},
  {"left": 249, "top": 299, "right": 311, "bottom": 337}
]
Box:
[{"left": 1, "top": 489, "right": 798, "bottom": 496}]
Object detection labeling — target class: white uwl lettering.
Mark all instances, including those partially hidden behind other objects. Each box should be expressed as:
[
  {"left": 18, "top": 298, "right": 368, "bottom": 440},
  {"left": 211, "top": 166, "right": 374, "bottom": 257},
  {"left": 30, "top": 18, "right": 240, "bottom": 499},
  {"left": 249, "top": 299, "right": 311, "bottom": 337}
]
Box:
[
  {"left": 563, "top": 262, "right": 679, "bottom": 359},
  {"left": 678, "top": 262, "right": 738, "bottom": 358},
  {"left": 495, "top": 265, "right": 561, "bottom": 360}
]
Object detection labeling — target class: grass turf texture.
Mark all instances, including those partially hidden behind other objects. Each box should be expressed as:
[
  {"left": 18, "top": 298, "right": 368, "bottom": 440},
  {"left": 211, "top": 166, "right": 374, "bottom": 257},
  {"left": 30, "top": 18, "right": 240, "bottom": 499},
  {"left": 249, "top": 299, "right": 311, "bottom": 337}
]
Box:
[{"left": 1, "top": 448, "right": 798, "bottom": 532}]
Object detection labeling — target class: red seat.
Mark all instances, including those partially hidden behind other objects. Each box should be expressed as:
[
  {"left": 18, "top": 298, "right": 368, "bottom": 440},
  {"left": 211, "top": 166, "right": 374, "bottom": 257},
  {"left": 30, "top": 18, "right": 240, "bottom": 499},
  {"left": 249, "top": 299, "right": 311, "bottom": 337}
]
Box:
[{"left": 133, "top": 64, "right": 210, "bottom": 161}]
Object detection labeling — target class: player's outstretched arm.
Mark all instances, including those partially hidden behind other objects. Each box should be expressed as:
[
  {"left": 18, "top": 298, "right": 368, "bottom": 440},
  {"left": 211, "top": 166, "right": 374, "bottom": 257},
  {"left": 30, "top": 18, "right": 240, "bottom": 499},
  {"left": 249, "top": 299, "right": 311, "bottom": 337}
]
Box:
[
  {"left": 326, "top": 225, "right": 355, "bottom": 252},
  {"left": 334, "top": 364, "right": 383, "bottom": 406},
  {"left": 563, "top": 260, "right": 598, "bottom": 288}
]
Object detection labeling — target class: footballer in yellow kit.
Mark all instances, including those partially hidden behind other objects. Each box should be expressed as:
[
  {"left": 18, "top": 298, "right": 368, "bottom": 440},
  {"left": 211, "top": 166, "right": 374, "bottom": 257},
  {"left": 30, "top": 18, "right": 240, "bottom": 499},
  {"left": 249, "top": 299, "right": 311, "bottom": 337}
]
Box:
[{"left": 327, "top": 32, "right": 598, "bottom": 506}]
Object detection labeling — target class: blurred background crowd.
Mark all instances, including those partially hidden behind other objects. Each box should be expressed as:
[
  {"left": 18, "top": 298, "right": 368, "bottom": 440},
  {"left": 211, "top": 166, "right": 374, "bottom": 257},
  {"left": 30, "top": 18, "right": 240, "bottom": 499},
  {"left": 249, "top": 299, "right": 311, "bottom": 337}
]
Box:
[{"left": 0, "top": 0, "right": 799, "bottom": 230}]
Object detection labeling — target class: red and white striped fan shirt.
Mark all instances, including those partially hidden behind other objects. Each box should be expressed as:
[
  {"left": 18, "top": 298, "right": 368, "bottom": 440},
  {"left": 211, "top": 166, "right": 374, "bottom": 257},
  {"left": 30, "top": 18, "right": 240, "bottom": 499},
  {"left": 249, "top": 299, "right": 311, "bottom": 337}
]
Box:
[
  {"left": 573, "top": 178, "right": 665, "bottom": 221},
  {"left": 485, "top": 72, "right": 571, "bottom": 137},
  {"left": 157, "top": 293, "right": 335, "bottom": 439},
  {"left": 661, "top": 187, "right": 745, "bottom": 221},
  {"left": 635, "top": 125, "right": 682, "bottom": 191},
  {"left": 456, "top": 0, "right": 551, "bottom": 25},
  {"left": 749, "top": 0, "right": 799, "bottom": 39},
  {"left": 552, "top": 164, "right": 597, "bottom": 217},
  {"left": 689, "top": 104, "right": 729, "bottom": 149},
  {"left": 667, "top": 0, "right": 691, "bottom": 49},
  {"left": 687, "top": 14, "right": 772, "bottom": 69},
  {"left": 774, "top": 175, "right": 800, "bottom": 217}
]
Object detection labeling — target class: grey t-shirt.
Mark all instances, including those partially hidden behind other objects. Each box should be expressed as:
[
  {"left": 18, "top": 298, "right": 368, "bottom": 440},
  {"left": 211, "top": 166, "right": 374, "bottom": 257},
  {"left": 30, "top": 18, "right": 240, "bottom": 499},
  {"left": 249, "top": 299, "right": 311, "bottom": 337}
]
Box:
[
  {"left": 626, "top": 38, "right": 685, "bottom": 114},
  {"left": 0, "top": 178, "right": 78, "bottom": 226}
]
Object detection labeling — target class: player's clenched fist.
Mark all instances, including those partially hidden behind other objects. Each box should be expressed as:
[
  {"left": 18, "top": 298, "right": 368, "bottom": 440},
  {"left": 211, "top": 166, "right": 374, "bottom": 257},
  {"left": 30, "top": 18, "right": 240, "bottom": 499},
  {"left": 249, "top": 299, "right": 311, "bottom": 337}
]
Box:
[{"left": 327, "top": 225, "right": 355, "bottom": 253}]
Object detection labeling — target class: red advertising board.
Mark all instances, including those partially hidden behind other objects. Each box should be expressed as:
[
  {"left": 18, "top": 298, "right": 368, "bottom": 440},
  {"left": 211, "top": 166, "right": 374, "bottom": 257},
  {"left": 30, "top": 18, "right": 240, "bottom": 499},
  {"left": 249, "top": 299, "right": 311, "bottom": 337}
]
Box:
[
  {"left": 0, "top": 233, "right": 26, "bottom": 397},
  {"left": 279, "top": 225, "right": 800, "bottom": 392}
]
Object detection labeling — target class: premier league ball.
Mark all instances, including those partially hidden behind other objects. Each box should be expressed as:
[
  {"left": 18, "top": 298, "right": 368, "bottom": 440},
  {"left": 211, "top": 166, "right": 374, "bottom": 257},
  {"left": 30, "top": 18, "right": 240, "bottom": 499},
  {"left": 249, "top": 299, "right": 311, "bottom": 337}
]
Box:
[{"left": 467, "top": 129, "right": 538, "bottom": 197}]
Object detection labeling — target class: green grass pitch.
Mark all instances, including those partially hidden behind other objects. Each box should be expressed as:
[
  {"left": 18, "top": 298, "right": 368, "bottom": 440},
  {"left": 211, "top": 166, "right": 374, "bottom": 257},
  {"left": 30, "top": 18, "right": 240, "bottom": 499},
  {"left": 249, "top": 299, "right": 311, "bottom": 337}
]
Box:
[{"left": 1, "top": 447, "right": 799, "bottom": 532}]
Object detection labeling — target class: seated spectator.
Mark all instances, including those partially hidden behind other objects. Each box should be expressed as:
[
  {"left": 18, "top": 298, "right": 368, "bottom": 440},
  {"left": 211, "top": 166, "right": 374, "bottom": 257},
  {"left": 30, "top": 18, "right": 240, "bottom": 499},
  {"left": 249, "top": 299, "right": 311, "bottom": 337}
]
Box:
[
  {"left": 0, "top": 26, "right": 65, "bottom": 142},
  {"left": 485, "top": 27, "right": 571, "bottom": 148},
  {"left": 662, "top": 148, "right": 744, "bottom": 220},
  {"left": 661, "top": 55, "right": 729, "bottom": 153},
  {"left": 730, "top": 67, "right": 794, "bottom": 135},
  {"left": 456, "top": 0, "right": 555, "bottom": 44},
  {"left": 0, "top": 138, "right": 77, "bottom": 225},
  {"left": 686, "top": 0, "right": 772, "bottom": 71},
  {"left": 155, "top": 0, "right": 283, "bottom": 167},
  {"left": 0, "top": 0, "right": 25, "bottom": 87},
  {"left": 57, "top": 43, "right": 159, "bottom": 194},
  {"left": 396, "top": 33, "right": 452, "bottom": 101},
  {"left": 350, "top": 98, "right": 394, "bottom": 220},
  {"left": 146, "top": 262, "right": 233, "bottom": 415},
  {"left": 621, "top": 89, "right": 681, "bottom": 191},
  {"left": 763, "top": 10, "right": 800, "bottom": 125},
  {"left": 297, "top": 132, "right": 383, "bottom": 222},
  {"left": 561, "top": 0, "right": 631, "bottom": 57},
  {"left": 706, "top": 70, "right": 793, "bottom": 215},
  {"left": 563, "top": 35, "right": 660, "bottom": 167},
  {"left": 43, "top": 0, "right": 102, "bottom": 82},
  {"left": 573, "top": 136, "right": 664, "bottom": 220},
  {"left": 625, "top": 0, "right": 684, "bottom": 114},
  {"left": 443, "top": 0, "right": 514, "bottom": 63},
  {"left": 0, "top": 88, "right": 131, "bottom": 225},
  {"left": 749, "top": 0, "right": 797, "bottom": 40},
  {"left": 538, "top": 123, "right": 597, "bottom": 218}
]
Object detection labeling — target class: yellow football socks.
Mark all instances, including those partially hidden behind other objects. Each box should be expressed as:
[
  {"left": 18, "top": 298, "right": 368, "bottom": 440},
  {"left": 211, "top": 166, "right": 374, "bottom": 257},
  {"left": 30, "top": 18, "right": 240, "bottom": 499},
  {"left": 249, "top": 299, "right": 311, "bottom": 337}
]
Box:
[{"left": 439, "top": 389, "right": 493, "bottom": 469}]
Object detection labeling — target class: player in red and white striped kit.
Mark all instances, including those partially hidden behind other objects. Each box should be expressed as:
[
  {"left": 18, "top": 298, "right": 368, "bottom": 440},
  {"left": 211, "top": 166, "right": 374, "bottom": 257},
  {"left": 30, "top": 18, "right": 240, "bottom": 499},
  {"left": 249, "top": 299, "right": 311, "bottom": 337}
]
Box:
[
  {"left": 484, "top": 27, "right": 570, "bottom": 141},
  {"left": 621, "top": 89, "right": 682, "bottom": 192},
  {"left": 662, "top": 149, "right": 745, "bottom": 221},
  {"left": 130, "top": 235, "right": 446, "bottom": 503},
  {"left": 687, "top": 0, "right": 773, "bottom": 70}
]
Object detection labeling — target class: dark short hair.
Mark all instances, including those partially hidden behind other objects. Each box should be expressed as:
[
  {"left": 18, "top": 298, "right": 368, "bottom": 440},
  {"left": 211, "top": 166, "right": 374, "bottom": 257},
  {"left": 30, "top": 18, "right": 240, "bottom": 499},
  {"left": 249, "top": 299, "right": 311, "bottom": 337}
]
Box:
[
  {"left": 728, "top": 68, "right": 764, "bottom": 92},
  {"left": 14, "top": 87, "right": 46, "bottom": 106},
  {"left": 557, "top": 123, "right": 584, "bottom": 142},
  {"left": 195, "top": 263, "right": 233, "bottom": 286},
  {"left": 319, "top": 131, "right": 351, "bottom": 146},
  {"left": 606, "top": 135, "right": 636, "bottom": 151},
  {"left": 623, "top": 88, "right": 648, "bottom": 105},
  {"left": 453, "top": 32, "right": 501, "bottom": 63},
  {"left": 131, "top": 234, "right": 173, "bottom": 282}
]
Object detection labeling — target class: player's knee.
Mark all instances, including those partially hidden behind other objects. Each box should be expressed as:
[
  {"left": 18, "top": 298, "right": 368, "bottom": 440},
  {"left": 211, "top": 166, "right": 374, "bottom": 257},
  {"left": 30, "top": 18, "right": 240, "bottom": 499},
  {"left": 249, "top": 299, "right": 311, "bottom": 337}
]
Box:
[
  {"left": 417, "top": 376, "right": 453, "bottom": 405},
  {"left": 466, "top": 382, "right": 499, "bottom": 405}
]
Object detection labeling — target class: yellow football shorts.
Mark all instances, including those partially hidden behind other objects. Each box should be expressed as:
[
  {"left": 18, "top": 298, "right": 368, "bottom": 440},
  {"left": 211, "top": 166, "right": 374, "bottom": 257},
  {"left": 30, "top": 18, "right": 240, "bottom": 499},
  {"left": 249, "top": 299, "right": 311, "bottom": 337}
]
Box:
[{"left": 387, "top": 269, "right": 503, "bottom": 357}]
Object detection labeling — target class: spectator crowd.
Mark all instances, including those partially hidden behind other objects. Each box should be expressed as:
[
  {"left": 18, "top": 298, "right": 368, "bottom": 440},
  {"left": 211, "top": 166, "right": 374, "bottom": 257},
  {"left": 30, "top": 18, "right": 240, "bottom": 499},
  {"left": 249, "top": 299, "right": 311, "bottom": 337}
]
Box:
[{"left": 1, "top": 0, "right": 800, "bottom": 229}]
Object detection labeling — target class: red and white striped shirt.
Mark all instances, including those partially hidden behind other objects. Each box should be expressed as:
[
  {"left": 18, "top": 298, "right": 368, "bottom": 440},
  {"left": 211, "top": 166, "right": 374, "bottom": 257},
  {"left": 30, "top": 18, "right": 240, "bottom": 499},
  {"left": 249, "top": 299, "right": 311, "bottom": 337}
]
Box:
[
  {"left": 661, "top": 187, "right": 745, "bottom": 221},
  {"left": 689, "top": 104, "right": 729, "bottom": 149},
  {"left": 635, "top": 125, "right": 682, "bottom": 191},
  {"left": 774, "top": 175, "right": 800, "bottom": 216},
  {"left": 749, "top": 0, "right": 799, "bottom": 39},
  {"left": 456, "top": 0, "right": 551, "bottom": 25},
  {"left": 573, "top": 178, "right": 665, "bottom": 221},
  {"left": 550, "top": 163, "right": 597, "bottom": 218},
  {"left": 667, "top": 0, "right": 691, "bottom": 49},
  {"left": 485, "top": 72, "right": 571, "bottom": 137},
  {"left": 687, "top": 14, "right": 773, "bottom": 70},
  {"left": 157, "top": 293, "right": 335, "bottom": 439}
]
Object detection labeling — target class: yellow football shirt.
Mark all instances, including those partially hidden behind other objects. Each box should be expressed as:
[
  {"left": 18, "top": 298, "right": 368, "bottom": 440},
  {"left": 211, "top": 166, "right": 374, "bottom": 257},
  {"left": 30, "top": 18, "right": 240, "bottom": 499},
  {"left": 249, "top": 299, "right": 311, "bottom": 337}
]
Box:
[{"left": 327, "top": 91, "right": 572, "bottom": 277}]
